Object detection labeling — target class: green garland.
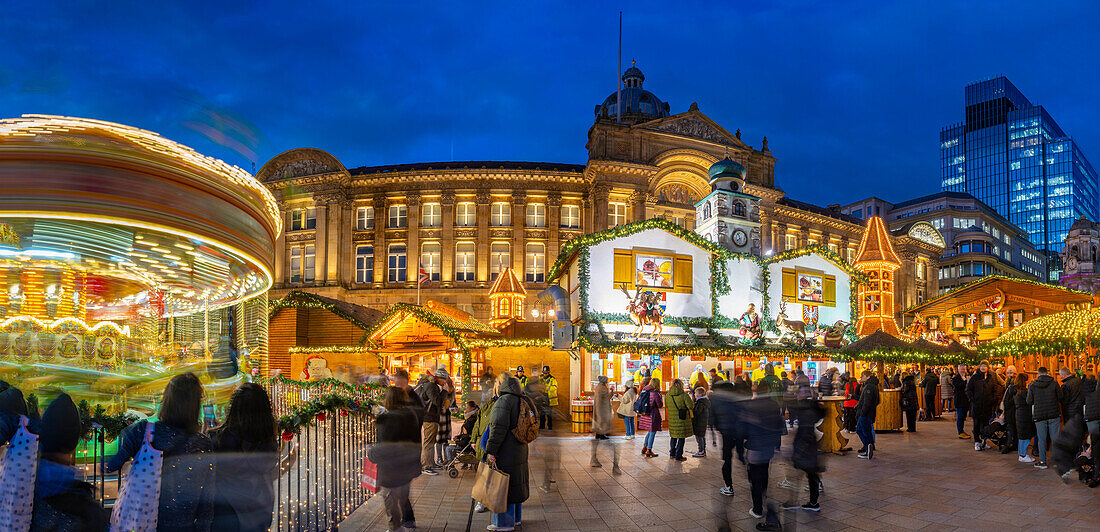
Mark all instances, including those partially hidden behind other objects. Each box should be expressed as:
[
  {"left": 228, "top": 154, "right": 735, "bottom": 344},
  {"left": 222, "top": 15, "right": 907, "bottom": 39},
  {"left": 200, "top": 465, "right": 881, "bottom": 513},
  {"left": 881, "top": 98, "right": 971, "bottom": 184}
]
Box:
[
  {"left": 290, "top": 345, "right": 366, "bottom": 354},
  {"left": 465, "top": 338, "right": 552, "bottom": 349},
  {"left": 830, "top": 349, "right": 982, "bottom": 366},
  {"left": 269, "top": 290, "right": 375, "bottom": 330},
  {"left": 276, "top": 393, "right": 369, "bottom": 439},
  {"left": 76, "top": 400, "right": 139, "bottom": 443}
]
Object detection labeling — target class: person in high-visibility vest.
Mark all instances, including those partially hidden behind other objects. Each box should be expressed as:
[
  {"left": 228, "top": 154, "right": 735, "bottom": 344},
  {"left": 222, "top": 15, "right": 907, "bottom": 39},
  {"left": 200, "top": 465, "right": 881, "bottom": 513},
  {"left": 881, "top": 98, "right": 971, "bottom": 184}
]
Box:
[
  {"left": 541, "top": 365, "right": 558, "bottom": 429},
  {"left": 515, "top": 365, "right": 528, "bottom": 388}
]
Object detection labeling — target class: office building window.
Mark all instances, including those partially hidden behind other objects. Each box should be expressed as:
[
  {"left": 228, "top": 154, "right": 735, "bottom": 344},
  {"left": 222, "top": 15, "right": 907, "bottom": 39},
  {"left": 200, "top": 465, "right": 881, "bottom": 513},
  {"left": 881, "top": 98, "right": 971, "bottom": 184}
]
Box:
[
  {"left": 355, "top": 246, "right": 373, "bottom": 283},
  {"left": 421, "top": 203, "right": 441, "bottom": 227},
  {"left": 456, "top": 202, "right": 476, "bottom": 226},
  {"left": 290, "top": 207, "right": 316, "bottom": 231},
  {"left": 420, "top": 242, "right": 441, "bottom": 282},
  {"left": 289, "top": 246, "right": 301, "bottom": 283},
  {"left": 490, "top": 242, "right": 510, "bottom": 280},
  {"left": 388, "top": 205, "right": 407, "bottom": 228},
  {"left": 303, "top": 245, "right": 315, "bottom": 282},
  {"left": 525, "top": 243, "right": 545, "bottom": 283},
  {"left": 561, "top": 204, "right": 581, "bottom": 228},
  {"left": 387, "top": 244, "right": 407, "bottom": 283},
  {"left": 356, "top": 207, "right": 374, "bottom": 230},
  {"left": 609, "top": 203, "right": 627, "bottom": 227},
  {"left": 455, "top": 242, "right": 476, "bottom": 282},
  {"left": 491, "top": 202, "right": 511, "bottom": 226},
  {"left": 526, "top": 203, "right": 546, "bottom": 227}
]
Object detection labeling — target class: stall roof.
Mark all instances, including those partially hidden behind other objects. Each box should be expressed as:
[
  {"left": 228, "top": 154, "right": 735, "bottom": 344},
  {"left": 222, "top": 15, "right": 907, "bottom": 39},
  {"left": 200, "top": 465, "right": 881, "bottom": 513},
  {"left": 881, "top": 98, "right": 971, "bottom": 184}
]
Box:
[
  {"left": 269, "top": 290, "right": 384, "bottom": 330},
  {"left": 364, "top": 301, "right": 501, "bottom": 347},
  {"left": 905, "top": 276, "right": 1092, "bottom": 316}
]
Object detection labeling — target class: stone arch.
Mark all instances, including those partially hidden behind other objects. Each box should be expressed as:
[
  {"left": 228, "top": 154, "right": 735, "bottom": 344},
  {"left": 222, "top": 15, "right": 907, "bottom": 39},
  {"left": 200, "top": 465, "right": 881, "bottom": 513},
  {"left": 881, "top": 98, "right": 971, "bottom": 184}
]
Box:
[
  {"left": 649, "top": 148, "right": 716, "bottom": 206},
  {"left": 256, "top": 148, "right": 348, "bottom": 182}
]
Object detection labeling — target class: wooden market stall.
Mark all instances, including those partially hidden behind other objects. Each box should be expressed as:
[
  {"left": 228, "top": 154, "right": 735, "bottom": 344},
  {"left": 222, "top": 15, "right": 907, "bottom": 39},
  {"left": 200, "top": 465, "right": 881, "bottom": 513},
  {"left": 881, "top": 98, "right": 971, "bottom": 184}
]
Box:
[
  {"left": 982, "top": 304, "right": 1100, "bottom": 375},
  {"left": 267, "top": 291, "right": 383, "bottom": 379},
  {"left": 837, "top": 330, "right": 910, "bottom": 431}
]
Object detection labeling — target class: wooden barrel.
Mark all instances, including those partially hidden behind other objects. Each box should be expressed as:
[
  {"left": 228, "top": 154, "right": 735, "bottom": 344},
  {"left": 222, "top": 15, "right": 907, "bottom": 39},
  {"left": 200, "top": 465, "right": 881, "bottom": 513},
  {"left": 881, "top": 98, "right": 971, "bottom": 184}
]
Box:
[
  {"left": 571, "top": 400, "right": 593, "bottom": 434},
  {"left": 875, "top": 389, "right": 902, "bottom": 431}
]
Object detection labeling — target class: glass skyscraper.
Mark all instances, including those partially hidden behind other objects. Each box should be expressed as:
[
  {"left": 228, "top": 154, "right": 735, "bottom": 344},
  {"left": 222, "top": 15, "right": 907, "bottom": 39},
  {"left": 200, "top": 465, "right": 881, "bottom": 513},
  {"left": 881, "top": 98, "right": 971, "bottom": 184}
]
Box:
[{"left": 941, "top": 76, "right": 1098, "bottom": 280}]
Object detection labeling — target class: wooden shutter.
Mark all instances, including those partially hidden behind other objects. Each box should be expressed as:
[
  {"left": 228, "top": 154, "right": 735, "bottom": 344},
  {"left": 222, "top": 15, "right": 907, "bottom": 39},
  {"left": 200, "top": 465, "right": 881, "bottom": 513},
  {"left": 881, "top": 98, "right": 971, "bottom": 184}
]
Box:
[
  {"left": 781, "top": 268, "right": 797, "bottom": 302},
  {"left": 673, "top": 255, "right": 693, "bottom": 294},
  {"left": 613, "top": 249, "right": 633, "bottom": 289},
  {"left": 823, "top": 274, "right": 836, "bottom": 307}
]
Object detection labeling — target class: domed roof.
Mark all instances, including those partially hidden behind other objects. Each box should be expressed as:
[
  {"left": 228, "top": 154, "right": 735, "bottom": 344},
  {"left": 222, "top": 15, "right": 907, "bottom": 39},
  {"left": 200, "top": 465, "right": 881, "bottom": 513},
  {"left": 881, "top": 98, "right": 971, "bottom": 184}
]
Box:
[
  {"left": 594, "top": 62, "right": 670, "bottom": 125},
  {"left": 708, "top": 157, "right": 747, "bottom": 183},
  {"left": 1070, "top": 216, "right": 1096, "bottom": 232}
]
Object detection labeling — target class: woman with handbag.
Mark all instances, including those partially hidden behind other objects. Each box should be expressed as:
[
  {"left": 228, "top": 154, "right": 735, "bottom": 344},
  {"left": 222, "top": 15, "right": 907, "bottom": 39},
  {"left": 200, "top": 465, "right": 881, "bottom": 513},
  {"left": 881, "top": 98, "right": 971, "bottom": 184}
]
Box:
[
  {"left": 616, "top": 379, "right": 638, "bottom": 440},
  {"left": 638, "top": 378, "right": 664, "bottom": 458},
  {"left": 107, "top": 373, "right": 214, "bottom": 531},
  {"left": 484, "top": 373, "right": 529, "bottom": 531},
  {"left": 665, "top": 379, "right": 695, "bottom": 462}
]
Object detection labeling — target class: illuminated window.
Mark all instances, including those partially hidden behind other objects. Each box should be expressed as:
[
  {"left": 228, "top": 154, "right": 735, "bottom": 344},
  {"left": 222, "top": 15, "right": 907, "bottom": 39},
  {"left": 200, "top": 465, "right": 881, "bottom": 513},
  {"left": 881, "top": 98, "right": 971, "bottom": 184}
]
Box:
[
  {"left": 289, "top": 207, "right": 316, "bottom": 231},
  {"left": 388, "top": 205, "right": 407, "bottom": 228},
  {"left": 525, "top": 243, "right": 545, "bottom": 283},
  {"left": 456, "top": 202, "right": 476, "bottom": 226},
  {"left": 733, "top": 201, "right": 746, "bottom": 217},
  {"left": 420, "top": 242, "right": 441, "bottom": 281},
  {"left": 388, "top": 244, "right": 407, "bottom": 283},
  {"left": 785, "top": 234, "right": 797, "bottom": 250},
  {"left": 303, "top": 245, "right": 315, "bottom": 282},
  {"left": 490, "top": 242, "right": 510, "bottom": 280},
  {"left": 828, "top": 243, "right": 838, "bottom": 254},
  {"left": 355, "top": 246, "right": 373, "bottom": 283},
  {"left": 561, "top": 205, "right": 580, "bottom": 228},
  {"left": 917, "top": 262, "right": 925, "bottom": 280},
  {"left": 421, "top": 203, "right": 441, "bottom": 227},
  {"left": 609, "top": 203, "right": 627, "bottom": 227},
  {"left": 289, "top": 246, "right": 301, "bottom": 283},
  {"left": 526, "top": 203, "right": 546, "bottom": 227},
  {"left": 703, "top": 203, "right": 712, "bottom": 219},
  {"left": 491, "top": 202, "right": 511, "bottom": 226},
  {"left": 356, "top": 207, "right": 374, "bottom": 230},
  {"left": 456, "top": 242, "right": 476, "bottom": 282},
  {"left": 847, "top": 248, "right": 855, "bottom": 263},
  {"left": 500, "top": 297, "right": 511, "bottom": 316}
]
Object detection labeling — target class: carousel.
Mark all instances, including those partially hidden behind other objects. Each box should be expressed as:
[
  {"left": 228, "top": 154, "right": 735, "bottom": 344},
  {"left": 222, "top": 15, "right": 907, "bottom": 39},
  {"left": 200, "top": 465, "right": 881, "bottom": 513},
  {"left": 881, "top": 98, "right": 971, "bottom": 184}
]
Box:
[{"left": 0, "top": 115, "right": 279, "bottom": 410}]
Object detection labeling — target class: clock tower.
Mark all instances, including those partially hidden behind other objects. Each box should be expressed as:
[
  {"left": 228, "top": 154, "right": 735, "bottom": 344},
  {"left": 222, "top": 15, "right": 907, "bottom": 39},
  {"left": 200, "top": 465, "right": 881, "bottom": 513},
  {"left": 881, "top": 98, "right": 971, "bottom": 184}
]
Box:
[{"left": 695, "top": 157, "right": 762, "bottom": 255}]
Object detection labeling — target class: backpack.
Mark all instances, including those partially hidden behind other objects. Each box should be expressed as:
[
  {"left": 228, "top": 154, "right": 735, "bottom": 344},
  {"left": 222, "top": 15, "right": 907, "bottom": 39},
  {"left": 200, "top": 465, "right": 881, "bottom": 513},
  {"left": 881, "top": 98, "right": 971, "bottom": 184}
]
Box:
[
  {"left": 511, "top": 395, "right": 540, "bottom": 444},
  {"left": 633, "top": 389, "right": 652, "bottom": 415}
]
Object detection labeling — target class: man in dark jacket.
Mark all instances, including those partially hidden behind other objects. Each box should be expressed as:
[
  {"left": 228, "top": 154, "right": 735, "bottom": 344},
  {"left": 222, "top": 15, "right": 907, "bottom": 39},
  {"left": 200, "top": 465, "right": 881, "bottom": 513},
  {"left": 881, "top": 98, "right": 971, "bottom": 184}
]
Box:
[
  {"left": 1027, "top": 367, "right": 1062, "bottom": 469},
  {"left": 742, "top": 380, "right": 785, "bottom": 522},
  {"left": 817, "top": 368, "right": 836, "bottom": 398},
  {"left": 855, "top": 371, "right": 879, "bottom": 459},
  {"left": 952, "top": 365, "right": 970, "bottom": 439},
  {"left": 485, "top": 374, "right": 530, "bottom": 530},
  {"left": 414, "top": 374, "right": 443, "bottom": 475},
  {"left": 920, "top": 369, "right": 938, "bottom": 420},
  {"left": 966, "top": 361, "right": 995, "bottom": 450},
  {"left": 709, "top": 381, "right": 744, "bottom": 497},
  {"left": 1082, "top": 374, "right": 1100, "bottom": 487},
  {"left": 31, "top": 393, "right": 110, "bottom": 532},
  {"left": 691, "top": 387, "right": 711, "bottom": 457}
]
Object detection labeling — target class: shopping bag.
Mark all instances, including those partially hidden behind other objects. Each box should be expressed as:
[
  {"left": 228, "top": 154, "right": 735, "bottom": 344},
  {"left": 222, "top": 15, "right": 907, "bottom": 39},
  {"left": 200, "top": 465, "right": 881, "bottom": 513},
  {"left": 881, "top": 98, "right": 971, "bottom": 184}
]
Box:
[
  {"left": 0, "top": 415, "right": 39, "bottom": 532},
  {"left": 361, "top": 456, "right": 379, "bottom": 493},
  {"left": 111, "top": 422, "right": 162, "bottom": 532},
  {"left": 471, "top": 461, "right": 509, "bottom": 513}
]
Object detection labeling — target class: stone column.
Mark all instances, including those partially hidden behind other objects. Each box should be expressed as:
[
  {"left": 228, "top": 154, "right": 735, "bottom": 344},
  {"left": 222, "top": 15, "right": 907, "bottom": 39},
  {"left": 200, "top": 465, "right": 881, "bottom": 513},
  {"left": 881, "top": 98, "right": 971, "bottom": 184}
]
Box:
[
  {"left": 547, "top": 192, "right": 562, "bottom": 268},
  {"left": 512, "top": 191, "right": 526, "bottom": 274},
  {"left": 631, "top": 190, "right": 647, "bottom": 223},
  {"left": 476, "top": 191, "right": 491, "bottom": 286},
  {"left": 274, "top": 206, "right": 287, "bottom": 286},
  {"left": 800, "top": 227, "right": 811, "bottom": 248},
  {"left": 759, "top": 209, "right": 771, "bottom": 253},
  {"left": 372, "top": 196, "right": 386, "bottom": 289},
  {"left": 313, "top": 202, "right": 327, "bottom": 284},
  {"left": 593, "top": 184, "right": 611, "bottom": 232},
  {"left": 775, "top": 222, "right": 788, "bottom": 251},
  {"left": 337, "top": 199, "right": 354, "bottom": 287},
  {"left": 441, "top": 192, "right": 455, "bottom": 287},
  {"left": 405, "top": 193, "right": 420, "bottom": 288}
]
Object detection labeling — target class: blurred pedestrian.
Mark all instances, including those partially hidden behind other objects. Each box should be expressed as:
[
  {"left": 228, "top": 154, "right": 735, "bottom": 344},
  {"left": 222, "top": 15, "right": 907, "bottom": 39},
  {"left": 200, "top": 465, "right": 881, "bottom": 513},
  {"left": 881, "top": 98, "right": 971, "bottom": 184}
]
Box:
[
  {"left": 1013, "top": 373, "right": 1035, "bottom": 464},
  {"left": 710, "top": 380, "right": 743, "bottom": 498},
  {"left": 952, "top": 365, "right": 970, "bottom": 439},
  {"left": 743, "top": 379, "right": 784, "bottom": 521},
  {"left": 920, "top": 368, "right": 938, "bottom": 420},
  {"left": 782, "top": 383, "right": 823, "bottom": 512},
  {"left": 208, "top": 383, "right": 278, "bottom": 532},
  {"left": 966, "top": 361, "right": 995, "bottom": 451},
  {"left": 590, "top": 376, "right": 619, "bottom": 471},
  {"left": 370, "top": 387, "right": 422, "bottom": 532}
]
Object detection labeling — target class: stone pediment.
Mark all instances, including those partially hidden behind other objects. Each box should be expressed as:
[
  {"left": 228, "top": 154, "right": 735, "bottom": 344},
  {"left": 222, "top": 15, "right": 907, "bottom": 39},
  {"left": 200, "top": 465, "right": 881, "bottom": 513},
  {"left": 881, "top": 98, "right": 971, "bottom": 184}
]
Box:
[{"left": 642, "top": 110, "right": 746, "bottom": 148}]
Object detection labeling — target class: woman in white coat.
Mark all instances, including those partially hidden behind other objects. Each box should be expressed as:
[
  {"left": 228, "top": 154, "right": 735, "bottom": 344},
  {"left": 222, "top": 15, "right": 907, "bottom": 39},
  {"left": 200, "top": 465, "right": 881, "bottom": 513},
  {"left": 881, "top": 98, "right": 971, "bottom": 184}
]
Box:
[{"left": 617, "top": 379, "right": 638, "bottom": 440}]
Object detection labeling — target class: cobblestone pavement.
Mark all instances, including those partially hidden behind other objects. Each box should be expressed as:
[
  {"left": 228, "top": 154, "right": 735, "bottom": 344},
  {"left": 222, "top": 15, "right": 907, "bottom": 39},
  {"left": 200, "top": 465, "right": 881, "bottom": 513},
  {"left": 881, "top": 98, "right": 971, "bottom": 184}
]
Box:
[{"left": 343, "top": 418, "right": 1099, "bottom": 531}]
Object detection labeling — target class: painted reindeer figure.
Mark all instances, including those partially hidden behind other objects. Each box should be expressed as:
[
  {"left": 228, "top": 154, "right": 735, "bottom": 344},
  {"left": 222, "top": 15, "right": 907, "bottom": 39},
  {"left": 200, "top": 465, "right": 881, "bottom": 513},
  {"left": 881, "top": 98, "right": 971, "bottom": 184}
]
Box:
[
  {"left": 775, "top": 301, "right": 807, "bottom": 344},
  {"left": 620, "top": 284, "right": 664, "bottom": 340}
]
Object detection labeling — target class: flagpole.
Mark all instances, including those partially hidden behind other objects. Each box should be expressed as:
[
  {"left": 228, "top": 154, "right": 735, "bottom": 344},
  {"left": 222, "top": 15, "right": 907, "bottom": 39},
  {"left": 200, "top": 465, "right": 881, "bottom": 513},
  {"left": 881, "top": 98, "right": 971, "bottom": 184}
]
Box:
[{"left": 617, "top": 10, "right": 622, "bottom": 124}]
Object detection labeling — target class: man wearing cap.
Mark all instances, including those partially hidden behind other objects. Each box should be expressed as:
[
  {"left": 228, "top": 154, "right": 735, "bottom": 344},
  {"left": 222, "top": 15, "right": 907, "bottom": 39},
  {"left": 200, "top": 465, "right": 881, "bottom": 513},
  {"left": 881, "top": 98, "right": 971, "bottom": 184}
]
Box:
[
  {"left": 32, "top": 393, "right": 110, "bottom": 530},
  {"left": 515, "top": 366, "right": 528, "bottom": 388},
  {"left": 541, "top": 366, "right": 559, "bottom": 430}
]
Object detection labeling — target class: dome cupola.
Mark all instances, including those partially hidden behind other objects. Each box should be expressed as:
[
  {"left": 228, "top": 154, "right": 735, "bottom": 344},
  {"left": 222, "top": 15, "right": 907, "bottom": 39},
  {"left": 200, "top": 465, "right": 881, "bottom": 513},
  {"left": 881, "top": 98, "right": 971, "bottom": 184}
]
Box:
[
  {"left": 708, "top": 156, "right": 747, "bottom": 192},
  {"left": 594, "top": 60, "right": 671, "bottom": 125}
]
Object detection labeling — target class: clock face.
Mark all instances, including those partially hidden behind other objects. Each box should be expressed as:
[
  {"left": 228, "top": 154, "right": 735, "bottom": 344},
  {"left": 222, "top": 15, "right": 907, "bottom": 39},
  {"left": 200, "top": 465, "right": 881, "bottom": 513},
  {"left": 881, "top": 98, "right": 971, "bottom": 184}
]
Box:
[
  {"left": 1067, "top": 256, "right": 1078, "bottom": 272},
  {"left": 732, "top": 229, "right": 748, "bottom": 247}
]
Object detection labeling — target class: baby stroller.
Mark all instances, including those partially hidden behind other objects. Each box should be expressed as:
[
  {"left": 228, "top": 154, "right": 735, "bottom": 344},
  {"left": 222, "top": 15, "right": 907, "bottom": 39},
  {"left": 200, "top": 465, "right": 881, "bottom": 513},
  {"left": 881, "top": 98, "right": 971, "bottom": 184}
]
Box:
[
  {"left": 440, "top": 413, "right": 480, "bottom": 478},
  {"left": 980, "top": 419, "right": 1009, "bottom": 453}
]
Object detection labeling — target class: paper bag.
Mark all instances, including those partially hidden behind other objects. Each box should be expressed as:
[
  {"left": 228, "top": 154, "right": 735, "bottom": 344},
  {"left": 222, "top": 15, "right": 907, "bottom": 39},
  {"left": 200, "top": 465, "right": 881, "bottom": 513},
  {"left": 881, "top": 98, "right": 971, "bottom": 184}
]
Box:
[
  {"left": 471, "top": 462, "right": 509, "bottom": 513},
  {"left": 361, "top": 457, "right": 378, "bottom": 493}
]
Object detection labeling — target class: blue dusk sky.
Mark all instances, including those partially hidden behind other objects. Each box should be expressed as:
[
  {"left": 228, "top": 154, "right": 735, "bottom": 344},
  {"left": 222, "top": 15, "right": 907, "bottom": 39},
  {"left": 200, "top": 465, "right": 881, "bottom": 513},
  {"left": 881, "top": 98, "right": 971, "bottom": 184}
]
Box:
[{"left": 2, "top": 1, "right": 1098, "bottom": 206}]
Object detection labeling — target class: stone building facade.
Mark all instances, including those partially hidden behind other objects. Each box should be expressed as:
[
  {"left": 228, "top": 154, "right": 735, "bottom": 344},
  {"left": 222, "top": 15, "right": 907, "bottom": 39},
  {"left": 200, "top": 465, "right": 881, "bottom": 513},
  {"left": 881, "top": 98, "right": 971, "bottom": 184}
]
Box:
[
  {"left": 1059, "top": 216, "right": 1100, "bottom": 294},
  {"left": 259, "top": 65, "right": 942, "bottom": 324}
]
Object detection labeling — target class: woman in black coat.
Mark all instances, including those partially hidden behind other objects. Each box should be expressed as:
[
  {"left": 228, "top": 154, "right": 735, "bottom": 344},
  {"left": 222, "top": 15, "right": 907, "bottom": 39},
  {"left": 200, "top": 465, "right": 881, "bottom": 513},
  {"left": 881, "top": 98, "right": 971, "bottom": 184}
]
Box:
[
  {"left": 208, "top": 383, "right": 279, "bottom": 532},
  {"left": 370, "top": 387, "right": 423, "bottom": 531},
  {"left": 1001, "top": 379, "right": 1018, "bottom": 455},
  {"left": 1013, "top": 374, "right": 1036, "bottom": 463},
  {"left": 485, "top": 373, "right": 529, "bottom": 529},
  {"left": 784, "top": 387, "right": 824, "bottom": 511},
  {"left": 900, "top": 375, "right": 919, "bottom": 433}
]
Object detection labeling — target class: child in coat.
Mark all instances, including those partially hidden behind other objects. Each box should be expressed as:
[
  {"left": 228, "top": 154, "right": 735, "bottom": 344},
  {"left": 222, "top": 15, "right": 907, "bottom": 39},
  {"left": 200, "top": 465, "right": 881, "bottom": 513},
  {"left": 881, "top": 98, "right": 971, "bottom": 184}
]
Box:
[{"left": 691, "top": 388, "right": 711, "bottom": 457}]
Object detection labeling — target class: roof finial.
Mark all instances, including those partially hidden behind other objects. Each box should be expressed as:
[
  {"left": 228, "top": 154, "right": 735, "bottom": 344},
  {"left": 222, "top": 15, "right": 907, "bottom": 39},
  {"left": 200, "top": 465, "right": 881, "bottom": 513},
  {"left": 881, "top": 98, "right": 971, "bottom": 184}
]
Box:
[
  {"left": 632, "top": 59, "right": 636, "bottom": 67},
  {"left": 735, "top": 128, "right": 741, "bottom": 139},
  {"left": 723, "top": 147, "right": 730, "bottom": 159}
]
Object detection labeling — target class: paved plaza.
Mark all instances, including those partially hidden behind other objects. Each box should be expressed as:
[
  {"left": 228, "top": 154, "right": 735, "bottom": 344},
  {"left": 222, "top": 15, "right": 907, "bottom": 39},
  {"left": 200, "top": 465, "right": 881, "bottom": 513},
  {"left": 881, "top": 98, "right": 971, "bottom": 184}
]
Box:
[{"left": 345, "top": 418, "right": 1099, "bottom": 531}]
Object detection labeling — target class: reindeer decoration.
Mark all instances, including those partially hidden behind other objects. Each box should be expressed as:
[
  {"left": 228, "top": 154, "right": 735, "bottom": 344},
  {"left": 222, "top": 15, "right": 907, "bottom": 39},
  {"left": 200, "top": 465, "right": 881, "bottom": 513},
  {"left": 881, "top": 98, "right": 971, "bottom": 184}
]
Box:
[
  {"left": 775, "top": 301, "right": 808, "bottom": 345},
  {"left": 620, "top": 284, "right": 664, "bottom": 340}
]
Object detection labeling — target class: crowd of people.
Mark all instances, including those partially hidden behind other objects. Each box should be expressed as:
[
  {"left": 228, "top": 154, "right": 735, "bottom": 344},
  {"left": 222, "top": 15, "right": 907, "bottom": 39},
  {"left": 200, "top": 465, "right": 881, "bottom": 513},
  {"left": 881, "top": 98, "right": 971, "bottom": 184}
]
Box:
[{"left": 0, "top": 374, "right": 278, "bottom": 532}]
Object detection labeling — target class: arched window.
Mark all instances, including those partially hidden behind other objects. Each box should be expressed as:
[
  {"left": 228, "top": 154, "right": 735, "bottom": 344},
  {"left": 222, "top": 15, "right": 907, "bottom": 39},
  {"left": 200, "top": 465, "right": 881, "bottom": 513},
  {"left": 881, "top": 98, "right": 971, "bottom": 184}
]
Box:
[
  {"left": 500, "top": 297, "right": 511, "bottom": 317},
  {"left": 1072, "top": 245, "right": 1079, "bottom": 258},
  {"left": 733, "top": 201, "right": 746, "bottom": 217},
  {"left": 703, "top": 202, "right": 712, "bottom": 219}
]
